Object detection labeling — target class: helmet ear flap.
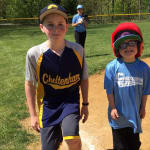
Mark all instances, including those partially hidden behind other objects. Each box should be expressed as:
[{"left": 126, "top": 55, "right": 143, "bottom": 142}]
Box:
[
  {"left": 136, "top": 41, "right": 144, "bottom": 57},
  {"left": 140, "top": 41, "right": 144, "bottom": 52}
]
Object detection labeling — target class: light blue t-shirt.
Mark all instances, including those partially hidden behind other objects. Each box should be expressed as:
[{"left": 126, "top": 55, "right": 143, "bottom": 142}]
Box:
[
  {"left": 72, "top": 14, "right": 86, "bottom": 32},
  {"left": 104, "top": 58, "right": 150, "bottom": 133}
]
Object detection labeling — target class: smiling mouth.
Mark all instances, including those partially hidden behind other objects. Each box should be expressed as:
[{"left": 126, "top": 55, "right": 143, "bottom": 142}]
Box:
[{"left": 124, "top": 50, "right": 134, "bottom": 53}]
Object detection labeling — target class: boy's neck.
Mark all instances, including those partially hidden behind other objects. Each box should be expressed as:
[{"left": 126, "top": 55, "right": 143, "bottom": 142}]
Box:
[
  {"left": 78, "top": 12, "right": 82, "bottom": 16},
  {"left": 47, "top": 40, "right": 65, "bottom": 51},
  {"left": 122, "top": 57, "right": 136, "bottom": 63}
]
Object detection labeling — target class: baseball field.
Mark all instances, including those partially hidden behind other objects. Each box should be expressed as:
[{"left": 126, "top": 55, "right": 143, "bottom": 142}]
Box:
[
  {"left": 1, "top": 22, "right": 150, "bottom": 150},
  {"left": 21, "top": 58, "right": 150, "bottom": 150}
]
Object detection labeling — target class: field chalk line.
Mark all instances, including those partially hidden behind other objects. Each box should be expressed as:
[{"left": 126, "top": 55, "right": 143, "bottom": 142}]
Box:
[{"left": 80, "top": 130, "right": 104, "bottom": 150}]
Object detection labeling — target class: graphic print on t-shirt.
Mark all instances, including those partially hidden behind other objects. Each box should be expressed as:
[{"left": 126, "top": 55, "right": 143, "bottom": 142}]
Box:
[{"left": 115, "top": 72, "right": 143, "bottom": 87}]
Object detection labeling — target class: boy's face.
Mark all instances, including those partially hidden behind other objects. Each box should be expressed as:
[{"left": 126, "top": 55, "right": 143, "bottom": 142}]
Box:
[
  {"left": 119, "top": 39, "right": 138, "bottom": 62},
  {"left": 40, "top": 14, "right": 68, "bottom": 41},
  {"left": 77, "top": 8, "right": 83, "bottom": 14}
]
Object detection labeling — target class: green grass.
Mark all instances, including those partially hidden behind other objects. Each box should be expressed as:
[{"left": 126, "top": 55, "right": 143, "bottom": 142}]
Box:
[
  {"left": 0, "top": 22, "right": 150, "bottom": 149},
  {"left": 85, "top": 22, "right": 150, "bottom": 74}
]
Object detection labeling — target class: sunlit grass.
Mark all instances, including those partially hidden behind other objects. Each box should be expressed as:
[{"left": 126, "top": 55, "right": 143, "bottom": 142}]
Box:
[{"left": 0, "top": 21, "right": 150, "bottom": 149}]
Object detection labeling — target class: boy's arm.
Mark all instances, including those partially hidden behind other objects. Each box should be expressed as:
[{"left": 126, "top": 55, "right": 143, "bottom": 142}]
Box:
[
  {"left": 139, "top": 95, "right": 148, "bottom": 119},
  {"left": 72, "top": 16, "right": 84, "bottom": 27},
  {"left": 107, "top": 94, "right": 115, "bottom": 109},
  {"left": 72, "top": 19, "right": 88, "bottom": 27},
  {"left": 80, "top": 79, "right": 89, "bottom": 123},
  {"left": 25, "top": 80, "right": 40, "bottom": 132},
  {"left": 83, "top": 19, "right": 88, "bottom": 28},
  {"left": 107, "top": 94, "right": 119, "bottom": 120},
  {"left": 72, "top": 21, "right": 82, "bottom": 27}
]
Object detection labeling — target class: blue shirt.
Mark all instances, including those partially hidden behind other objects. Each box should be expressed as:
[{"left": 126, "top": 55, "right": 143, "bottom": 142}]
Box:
[
  {"left": 72, "top": 14, "right": 87, "bottom": 32},
  {"left": 104, "top": 58, "right": 150, "bottom": 133}
]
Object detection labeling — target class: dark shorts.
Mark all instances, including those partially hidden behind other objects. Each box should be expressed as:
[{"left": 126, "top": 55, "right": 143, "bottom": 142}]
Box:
[
  {"left": 40, "top": 113, "right": 80, "bottom": 150},
  {"left": 112, "top": 127, "right": 141, "bottom": 150},
  {"left": 74, "top": 31, "right": 86, "bottom": 48}
]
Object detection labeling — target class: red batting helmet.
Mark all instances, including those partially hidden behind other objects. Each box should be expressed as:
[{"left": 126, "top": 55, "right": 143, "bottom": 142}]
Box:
[{"left": 112, "top": 22, "right": 144, "bottom": 57}]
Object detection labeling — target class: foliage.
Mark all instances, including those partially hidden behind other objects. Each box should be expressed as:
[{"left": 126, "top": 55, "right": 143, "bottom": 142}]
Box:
[
  {"left": 1, "top": 0, "right": 150, "bottom": 20},
  {"left": 61, "top": 0, "right": 77, "bottom": 15}
]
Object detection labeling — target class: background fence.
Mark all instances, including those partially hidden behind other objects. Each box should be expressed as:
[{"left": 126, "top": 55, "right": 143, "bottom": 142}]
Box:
[
  {"left": 1, "top": 0, "right": 150, "bottom": 24},
  {"left": 0, "top": 12, "right": 150, "bottom": 25}
]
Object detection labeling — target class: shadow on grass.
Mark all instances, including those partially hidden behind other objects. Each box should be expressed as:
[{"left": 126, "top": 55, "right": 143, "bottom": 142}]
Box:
[
  {"left": 0, "top": 25, "right": 42, "bottom": 37},
  {"left": 141, "top": 54, "right": 150, "bottom": 58},
  {"left": 86, "top": 53, "right": 110, "bottom": 58},
  {"left": 87, "top": 23, "right": 118, "bottom": 29}
]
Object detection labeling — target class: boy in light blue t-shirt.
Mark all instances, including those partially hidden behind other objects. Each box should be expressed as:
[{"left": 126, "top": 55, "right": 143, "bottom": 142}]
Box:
[
  {"left": 72, "top": 4, "right": 88, "bottom": 48},
  {"left": 104, "top": 22, "right": 150, "bottom": 150}
]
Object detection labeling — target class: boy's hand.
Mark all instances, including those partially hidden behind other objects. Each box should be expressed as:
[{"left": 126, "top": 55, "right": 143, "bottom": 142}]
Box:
[
  {"left": 31, "top": 115, "right": 40, "bottom": 132},
  {"left": 111, "top": 108, "right": 119, "bottom": 120},
  {"left": 139, "top": 107, "right": 146, "bottom": 119},
  {"left": 78, "top": 18, "right": 83, "bottom": 24},
  {"left": 80, "top": 106, "right": 89, "bottom": 123},
  {"left": 78, "top": 20, "right": 83, "bottom": 24}
]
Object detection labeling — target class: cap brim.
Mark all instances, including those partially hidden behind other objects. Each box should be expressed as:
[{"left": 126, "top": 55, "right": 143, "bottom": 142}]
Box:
[
  {"left": 114, "top": 34, "right": 141, "bottom": 50},
  {"left": 40, "top": 9, "right": 68, "bottom": 22},
  {"left": 77, "top": 7, "right": 83, "bottom": 9}
]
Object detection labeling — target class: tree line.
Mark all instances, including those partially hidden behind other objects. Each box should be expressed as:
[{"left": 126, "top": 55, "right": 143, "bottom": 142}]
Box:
[{"left": 0, "top": 0, "right": 150, "bottom": 23}]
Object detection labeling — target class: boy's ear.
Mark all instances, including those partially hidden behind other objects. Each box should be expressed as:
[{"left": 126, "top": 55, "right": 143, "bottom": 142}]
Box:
[{"left": 40, "top": 24, "right": 45, "bottom": 33}]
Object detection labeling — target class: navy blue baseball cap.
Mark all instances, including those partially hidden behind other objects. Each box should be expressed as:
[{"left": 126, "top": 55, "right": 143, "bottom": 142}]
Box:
[
  {"left": 77, "top": 5, "right": 83, "bottom": 9},
  {"left": 39, "top": 4, "right": 68, "bottom": 22}
]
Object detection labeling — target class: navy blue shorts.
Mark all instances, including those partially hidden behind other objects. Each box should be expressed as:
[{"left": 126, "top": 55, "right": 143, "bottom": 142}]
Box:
[{"left": 40, "top": 113, "right": 80, "bottom": 150}]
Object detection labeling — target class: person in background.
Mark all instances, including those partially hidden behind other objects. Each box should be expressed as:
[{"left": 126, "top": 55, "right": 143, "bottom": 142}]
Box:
[
  {"left": 25, "top": 3, "right": 89, "bottom": 150},
  {"left": 72, "top": 4, "right": 88, "bottom": 48},
  {"left": 104, "top": 22, "right": 150, "bottom": 150}
]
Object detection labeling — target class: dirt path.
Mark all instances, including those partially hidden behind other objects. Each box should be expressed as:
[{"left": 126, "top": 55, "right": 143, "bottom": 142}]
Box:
[{"left": 22, "top": 58, "right": 150, "bottom": 150}]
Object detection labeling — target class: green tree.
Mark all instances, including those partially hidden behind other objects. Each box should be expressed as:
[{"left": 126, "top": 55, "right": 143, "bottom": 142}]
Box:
[
  {"left": 1, "top": 0, "right": 150, "bottom": 22},
  {"left": 61, "top": 0, "right": 77, "bottom": 15},
  {"left": 0, "top": 0, "right": 6, "bottom": 18}
]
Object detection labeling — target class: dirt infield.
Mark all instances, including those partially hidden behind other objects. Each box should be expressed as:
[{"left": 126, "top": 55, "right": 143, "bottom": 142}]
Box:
[{"left": 22, "top": 58, "right": 150, "bottom": 150}]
